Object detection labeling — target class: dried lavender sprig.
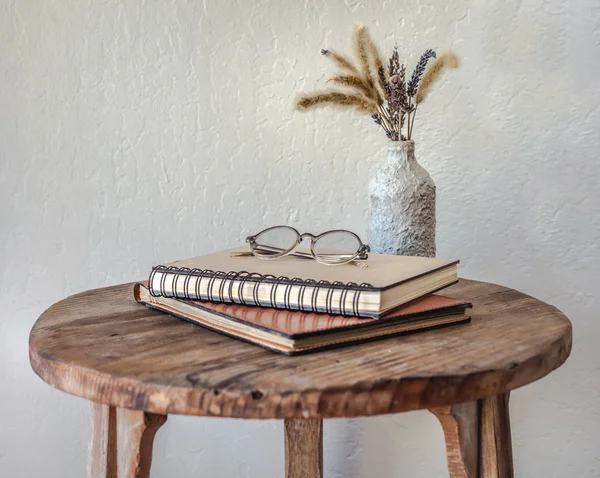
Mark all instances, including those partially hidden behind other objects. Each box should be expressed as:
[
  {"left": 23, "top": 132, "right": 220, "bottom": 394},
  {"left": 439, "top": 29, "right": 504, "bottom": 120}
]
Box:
[
  {"left": 388, "top": 74, "right": 402, "bottom": 113},
  {"left": 399, "top": 64, "right": 407, "bottom": 94},
  {"left": 387, "top": 130, "right": 399, "bottom": 140},
  {"left": 406, "top": 49, "right": 436, "bottom": 97},
  {"left": 388, "top": 72, "right": 412, "bottom": 114},
  {"left": 378, "top": 66, "right": 389, "bottom": 100},
  {"left": 397, "top": 64, "right": 408, "bottom": 134},
  {"left": 372, "top": 112, "right": 390, "bottom": 135},
  {"left": 385, "top": 129, "right": 399, "bottom": 140},
  {"left": 386, "top": 48, "right": 406, "bottom": 137},
  {"left": 388, "top": 46, "right": 400, "bottom": 77}
]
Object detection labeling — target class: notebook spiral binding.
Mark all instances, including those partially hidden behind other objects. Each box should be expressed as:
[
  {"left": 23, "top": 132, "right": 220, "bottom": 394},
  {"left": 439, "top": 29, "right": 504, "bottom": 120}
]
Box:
[{"left": 148, "top": 265, "right": 374, "bottom": 317}]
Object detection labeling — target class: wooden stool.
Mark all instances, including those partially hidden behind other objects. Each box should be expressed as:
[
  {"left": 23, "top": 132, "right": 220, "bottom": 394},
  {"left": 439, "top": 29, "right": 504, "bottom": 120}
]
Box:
[{"left": 29, "top": 279, "right": 572, "bottom": 478}]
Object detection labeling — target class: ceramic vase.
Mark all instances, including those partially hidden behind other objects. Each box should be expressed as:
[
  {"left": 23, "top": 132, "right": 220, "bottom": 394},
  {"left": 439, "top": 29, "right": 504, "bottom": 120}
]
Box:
[{"left": 368, "top": 140, "right": 436, "bottom": 257}]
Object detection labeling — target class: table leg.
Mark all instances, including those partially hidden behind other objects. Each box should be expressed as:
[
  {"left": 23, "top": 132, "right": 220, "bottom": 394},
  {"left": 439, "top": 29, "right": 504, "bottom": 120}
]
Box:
[
  {"left": 87, "top": 402, "right": 167, "bottom": 478},
  {"left": 284, "top": 418, "right": 323, "bottom": 478},
  {"left": 88, "top": 403, "right": 117, "bottom": 478},
  {"left": 430, "top": 400, "right": 480, "bottom": 478},
  {"left": 480, "top": 393, "right": 513, "bottom": 478},
  {"left": 429, "top": 392, "right": 513, "bottom": 478}
]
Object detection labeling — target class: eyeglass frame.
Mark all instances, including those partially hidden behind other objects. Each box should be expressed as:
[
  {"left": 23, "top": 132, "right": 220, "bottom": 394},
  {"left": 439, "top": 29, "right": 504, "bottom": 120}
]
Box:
[{"left": 245, "top": 226, "right": 370, "bottom": 265}]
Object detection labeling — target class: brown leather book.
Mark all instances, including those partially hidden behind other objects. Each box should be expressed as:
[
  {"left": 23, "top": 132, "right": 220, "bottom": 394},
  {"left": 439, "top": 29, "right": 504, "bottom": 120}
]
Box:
[
  {"left": 134, "top": 283, "right": 471, "bottom": 355},
  {"left": 147, "top": 247, "right": 459, "bottom": 318}
]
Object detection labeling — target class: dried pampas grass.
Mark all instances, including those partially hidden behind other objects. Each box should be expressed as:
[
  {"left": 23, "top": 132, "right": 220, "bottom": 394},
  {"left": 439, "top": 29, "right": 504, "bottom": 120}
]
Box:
[
  {"left": 353, "top": 24, "right": 373, "bottom": 82},
  {"left": 295, "top": 24, "right": 459, "bottom": 141},
  {"left": 321, "top": 49, "right": 358, "bottom": 73},
  {"left": 415, "top": 51, "right": 459, "bottom": 104},
  {"left": 328, "top": 75, "right": 375, "bottom": 99},
  {"left": 296, "top": 24, "right": 383, "bottom": 115},
  {"left": 295, "top": 91, "right": 378, "bottom": 114}
]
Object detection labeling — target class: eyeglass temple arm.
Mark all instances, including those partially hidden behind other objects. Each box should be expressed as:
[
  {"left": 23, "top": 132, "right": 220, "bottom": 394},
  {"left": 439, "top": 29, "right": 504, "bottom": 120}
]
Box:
[
  {"left": 231, "top": 244, "right": 367, "bottom": 261},
  {"left": 230, "top": 247, "right": 314, "bottom": 260}
]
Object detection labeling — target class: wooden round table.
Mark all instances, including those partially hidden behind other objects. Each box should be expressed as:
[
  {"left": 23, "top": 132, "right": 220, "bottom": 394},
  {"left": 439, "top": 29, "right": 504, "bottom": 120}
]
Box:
[{"left": 29, "top": 279, "right": 572, "bottom": 478}]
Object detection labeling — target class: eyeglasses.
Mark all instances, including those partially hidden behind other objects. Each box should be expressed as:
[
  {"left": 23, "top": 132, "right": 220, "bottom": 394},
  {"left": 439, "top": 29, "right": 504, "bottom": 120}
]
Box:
[{"left": 232, "top": 226, "right": 370, "bottom": 265}]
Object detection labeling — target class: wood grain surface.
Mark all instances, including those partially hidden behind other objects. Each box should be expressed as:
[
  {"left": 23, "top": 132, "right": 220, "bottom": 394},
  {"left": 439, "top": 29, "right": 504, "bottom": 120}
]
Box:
[
  {"left": 29, "top": 279, "right": 572, "bottom": 418},
  {"left": 87, "top": 403, "right": 166, "bottom": 478},
  {"left": 115, "top": 408, "right": 166, "bottom": 478},
  {"left": 284, "top": 419, "right": 323, "bottom": 478},
  {"left": 430, "top": 401, "right": 480, "bottom": 478},
  {"left": 88, "top": 403, "right": 117, "bottom": 478},
  {"left": 429, "top": 392, "right": 513, "bottom": 478},
  {"left": 480, "top": 393, "right": 513, "bottom": 478}
]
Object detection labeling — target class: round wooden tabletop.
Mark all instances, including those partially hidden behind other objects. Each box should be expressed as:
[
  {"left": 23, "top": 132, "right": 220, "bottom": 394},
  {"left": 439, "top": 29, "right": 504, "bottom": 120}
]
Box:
[{"left": 29, "top": 279, "right": 572, "bottom": 419}]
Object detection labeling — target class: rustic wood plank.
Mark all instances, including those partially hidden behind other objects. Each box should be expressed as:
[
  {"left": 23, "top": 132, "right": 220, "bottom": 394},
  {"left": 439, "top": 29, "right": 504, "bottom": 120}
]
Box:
[
  {"left": 433, "top": 393, "right": 514, "bottom": 478},
  {"left": 87, "top": 403, "right": 166, "bottom": 478},
  {"left": 481, "top": 393, "right": 513, "bottom": 478},
  {"left": 29, "top": 279, "right": 572, "bottom": 418},
  {"left": 430, "top": 401, "right": 479, "bottom": 478},
  {"left": 284, "top": 419, "right": 323, "bottom": 478},
  {"left": 116, "top": 409, "right": 167, "bottom": 478},
  {"left": 88, "top": 403, "right": 117, "bottom": 478}
]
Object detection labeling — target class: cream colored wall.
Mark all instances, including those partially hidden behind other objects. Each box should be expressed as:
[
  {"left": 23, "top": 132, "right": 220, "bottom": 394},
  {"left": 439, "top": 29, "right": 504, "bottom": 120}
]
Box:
[{"left": 2, "top": 0, "right": 599, "bottom": 476}]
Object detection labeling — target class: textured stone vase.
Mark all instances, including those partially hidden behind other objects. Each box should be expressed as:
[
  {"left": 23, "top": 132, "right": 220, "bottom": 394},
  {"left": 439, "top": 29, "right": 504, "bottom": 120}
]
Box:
[{"left": 368, "top": 140, "right": 436, "bottom": 257}]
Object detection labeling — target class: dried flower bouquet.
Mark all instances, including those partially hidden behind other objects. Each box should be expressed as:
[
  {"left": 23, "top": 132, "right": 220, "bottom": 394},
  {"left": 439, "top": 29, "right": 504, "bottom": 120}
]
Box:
[{"left": 295, "top": 24, "right": 458, "bottom": 141}]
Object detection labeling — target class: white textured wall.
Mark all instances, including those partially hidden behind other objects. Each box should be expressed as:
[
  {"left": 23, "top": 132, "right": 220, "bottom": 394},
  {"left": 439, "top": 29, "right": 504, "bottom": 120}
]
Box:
[{"left": 1, "top": 0, "right": 599, "bottom": 476}]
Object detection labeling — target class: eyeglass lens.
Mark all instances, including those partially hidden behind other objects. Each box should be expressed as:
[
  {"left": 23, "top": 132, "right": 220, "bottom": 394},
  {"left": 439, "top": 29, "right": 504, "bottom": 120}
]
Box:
[
  {"left": 252, "top": 226, "right": 299, "bottom": 257},
  {"left": 313, "top": 231, "right": 361, "bottom": 264}
]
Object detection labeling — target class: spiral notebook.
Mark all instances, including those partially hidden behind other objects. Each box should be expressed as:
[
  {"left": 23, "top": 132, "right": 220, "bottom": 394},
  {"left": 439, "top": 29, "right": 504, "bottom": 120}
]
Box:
[
  {"left": 148, "top": 247, "right": 459, "bottom": 318},
  {"left": 135, "top": 283, "right": 471, "bottom": 354}
]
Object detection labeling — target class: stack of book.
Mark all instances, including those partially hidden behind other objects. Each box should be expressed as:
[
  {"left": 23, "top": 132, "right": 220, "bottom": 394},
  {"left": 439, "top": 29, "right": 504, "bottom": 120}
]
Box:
[{"left": 135, "top": 247, "right": 470, "bottom": 355}]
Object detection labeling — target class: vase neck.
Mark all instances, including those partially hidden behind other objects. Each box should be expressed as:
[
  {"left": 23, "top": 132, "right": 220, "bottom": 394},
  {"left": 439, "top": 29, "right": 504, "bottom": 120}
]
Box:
[{"left": 387, "top": 140, "right": 415, "bottom": 163}]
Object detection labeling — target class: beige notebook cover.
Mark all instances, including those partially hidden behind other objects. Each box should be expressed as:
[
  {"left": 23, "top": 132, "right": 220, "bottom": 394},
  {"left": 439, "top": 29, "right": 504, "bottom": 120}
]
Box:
[
  {"left": 148, "top": 247, "right": 459, "bottom": 318},
  {"left": 165, "top": 246, "right": 457, "bottom": 289}
]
